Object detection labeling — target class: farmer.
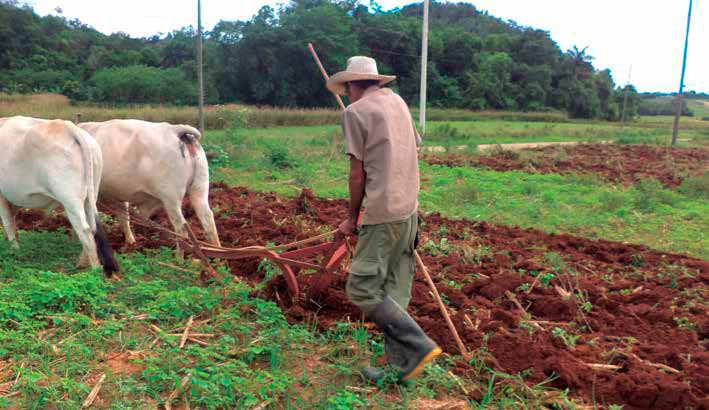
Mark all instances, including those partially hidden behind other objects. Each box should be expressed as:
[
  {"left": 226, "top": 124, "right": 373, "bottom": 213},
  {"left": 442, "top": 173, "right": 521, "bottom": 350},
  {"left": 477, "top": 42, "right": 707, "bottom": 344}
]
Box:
[{"left": 329, "top": 56, "right": 441, "bottom": 382}]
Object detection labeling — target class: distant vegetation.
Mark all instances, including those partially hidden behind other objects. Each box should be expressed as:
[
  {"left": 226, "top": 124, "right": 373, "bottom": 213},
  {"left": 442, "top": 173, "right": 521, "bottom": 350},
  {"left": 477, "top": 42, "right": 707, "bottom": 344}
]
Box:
[
  {"left": 2, "top": 0, "right": 641, "bottom": 120},
  {"left": 637, "top": 91, "right": 709, "bottom": 117}
]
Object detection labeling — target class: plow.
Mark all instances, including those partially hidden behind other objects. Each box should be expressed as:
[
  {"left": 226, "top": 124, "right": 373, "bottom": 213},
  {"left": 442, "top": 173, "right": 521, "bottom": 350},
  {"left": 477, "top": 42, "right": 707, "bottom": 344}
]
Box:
[
  {"left": 104, "top": 201, "right": 470, "bottom": 359},
  {"left": 110, "top": 200, "right": 358, "bottom": 301}
]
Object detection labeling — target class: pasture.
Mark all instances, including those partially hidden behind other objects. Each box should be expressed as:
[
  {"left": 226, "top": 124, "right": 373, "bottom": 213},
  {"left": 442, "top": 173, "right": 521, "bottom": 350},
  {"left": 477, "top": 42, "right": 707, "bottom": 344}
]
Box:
[{"left": 0, "top": 95, "right": 707, "bottom": 409}]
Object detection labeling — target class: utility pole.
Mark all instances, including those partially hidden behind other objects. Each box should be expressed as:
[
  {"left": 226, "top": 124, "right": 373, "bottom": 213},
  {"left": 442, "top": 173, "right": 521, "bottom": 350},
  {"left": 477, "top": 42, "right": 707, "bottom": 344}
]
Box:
[
  {"left": 197, "top": 0, "right": 205, "bottom": 134},
  {"left": 621, "top": 65, "right": 632, "bottom": 125},
  {"left": 419, "top": 0, "right": 429, "bottom": 135},
  {"left": 672, "top": 0, "right": 692, "bottom": 146}
]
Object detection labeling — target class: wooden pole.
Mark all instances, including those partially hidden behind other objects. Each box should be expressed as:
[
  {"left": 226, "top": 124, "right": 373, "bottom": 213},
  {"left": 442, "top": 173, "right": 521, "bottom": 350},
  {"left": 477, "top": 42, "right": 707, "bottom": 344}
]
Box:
[
  {"left": 419, "top": 0, "right": 430, "bottom": 135},
  {"left": 621, "top": 65, "right": 632, "bottom": 125},
  {"left": 415, "top": 251, "right": 469, "bottom": 360},
  {"left": 197, "top": 0, "right": 205, "bottom": 134},
  {"left": 672, "top": 0, "right": 693, "bottom": 146},
  {"left": 307, "top": 43, "right": 346, "bottom": 110}
]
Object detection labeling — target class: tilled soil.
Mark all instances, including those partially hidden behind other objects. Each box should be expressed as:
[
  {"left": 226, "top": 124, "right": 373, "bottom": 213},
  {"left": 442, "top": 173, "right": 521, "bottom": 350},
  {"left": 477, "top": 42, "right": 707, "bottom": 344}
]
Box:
[
  {"left": 14, "top": 183, "right": 708, "bottom": 409},
  {"left": 423, "top": 143, "right": 709, "bottom": 188}
]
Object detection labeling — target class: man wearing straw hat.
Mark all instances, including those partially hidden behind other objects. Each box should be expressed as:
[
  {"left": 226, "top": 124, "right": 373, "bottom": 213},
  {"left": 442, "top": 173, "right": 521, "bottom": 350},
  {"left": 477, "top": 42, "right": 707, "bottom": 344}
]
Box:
[{"left": 329, "top": 56, "right": 441, "bottom": 383}]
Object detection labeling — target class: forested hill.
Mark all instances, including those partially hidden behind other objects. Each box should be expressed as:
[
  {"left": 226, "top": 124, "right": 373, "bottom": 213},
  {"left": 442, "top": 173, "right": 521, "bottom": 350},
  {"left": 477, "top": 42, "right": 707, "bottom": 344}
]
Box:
[{"left": 0, "top": 0, "right": 639, "bottom": 119}]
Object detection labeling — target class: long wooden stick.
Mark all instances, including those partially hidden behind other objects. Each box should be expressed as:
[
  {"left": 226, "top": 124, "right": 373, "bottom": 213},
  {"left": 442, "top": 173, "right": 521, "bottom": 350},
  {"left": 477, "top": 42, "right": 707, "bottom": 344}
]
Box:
[
  {"left": 308, "top": 43, "right": 346, "bottom": 110},
  {"left": 415, "top": 251, "right": 469, "bottom": 360}
]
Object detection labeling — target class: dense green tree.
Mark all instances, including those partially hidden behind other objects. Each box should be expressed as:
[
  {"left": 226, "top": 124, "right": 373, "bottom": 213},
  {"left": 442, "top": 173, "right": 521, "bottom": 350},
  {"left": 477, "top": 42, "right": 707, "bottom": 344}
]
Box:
[{"left": 0, "top": 0, "right": 642, "bottom": 120}]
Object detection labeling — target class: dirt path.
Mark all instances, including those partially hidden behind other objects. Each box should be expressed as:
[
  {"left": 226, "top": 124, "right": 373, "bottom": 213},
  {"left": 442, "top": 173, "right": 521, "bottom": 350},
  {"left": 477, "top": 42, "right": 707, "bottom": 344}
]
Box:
[{"left": 420, "top": 139, "right": 692, "bottom": 153}]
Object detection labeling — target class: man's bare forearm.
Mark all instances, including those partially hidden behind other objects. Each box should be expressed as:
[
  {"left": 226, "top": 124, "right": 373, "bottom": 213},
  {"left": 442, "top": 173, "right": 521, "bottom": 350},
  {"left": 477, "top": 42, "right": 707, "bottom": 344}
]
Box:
[
  {"left": 348, "top": 170, "right": 366, "bottom": 222},
  {"left": 348, "top": 157, "right": 366, "bottom": 223}
]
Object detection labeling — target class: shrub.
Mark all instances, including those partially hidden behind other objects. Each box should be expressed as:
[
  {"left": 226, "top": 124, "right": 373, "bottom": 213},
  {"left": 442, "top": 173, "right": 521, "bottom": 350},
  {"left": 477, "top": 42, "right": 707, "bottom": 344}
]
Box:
[
  {"left": 677, "top": 174, "right": 709, "bottom": 199},
  {"left": 633, "top": 178, "right": 676, "bottom": 211},
  {"left": 263, "top": 141, "right": 300, "bottom": 169},
  {"left": 90, "top": 65, "right": 195, "bottom": 105}
]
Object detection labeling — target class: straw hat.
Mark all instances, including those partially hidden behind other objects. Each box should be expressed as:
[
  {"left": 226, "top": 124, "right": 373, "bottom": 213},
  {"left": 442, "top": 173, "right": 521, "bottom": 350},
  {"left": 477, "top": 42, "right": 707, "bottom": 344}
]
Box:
[{"left": 326, "top": 56, "right": 396, "bottom": 96}]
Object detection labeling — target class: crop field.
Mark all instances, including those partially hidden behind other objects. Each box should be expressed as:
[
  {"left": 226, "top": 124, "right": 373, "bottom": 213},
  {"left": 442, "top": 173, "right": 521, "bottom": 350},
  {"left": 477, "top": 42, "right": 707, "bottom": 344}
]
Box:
[{"left": 0, "top": 98, "right": 708, "bottom": 409}]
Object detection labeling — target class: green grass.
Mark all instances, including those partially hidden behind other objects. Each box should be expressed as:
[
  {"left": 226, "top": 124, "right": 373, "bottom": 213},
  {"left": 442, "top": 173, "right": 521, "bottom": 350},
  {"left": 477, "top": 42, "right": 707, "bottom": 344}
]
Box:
[
  {"left": 0, "top": 229, "right": 576, "bottom": 408},
  {"left": 205, "top": 125, "right": 708, "bottom": 260},
  {"left": 687, "top": 98, "right": 709, "bottom": 119},
  {"left": 1, "top": 109, "right": 707, "bottom": 408}
]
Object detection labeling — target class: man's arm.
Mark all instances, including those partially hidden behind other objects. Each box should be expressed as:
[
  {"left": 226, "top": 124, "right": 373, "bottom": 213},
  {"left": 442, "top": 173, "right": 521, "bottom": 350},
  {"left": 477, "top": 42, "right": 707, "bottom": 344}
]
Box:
[
  {"left": 347, "top": 155, "right": 366, "bottom": 222},
  {"left": 338, "top": 155, "right": 366, "bottom": 236}
]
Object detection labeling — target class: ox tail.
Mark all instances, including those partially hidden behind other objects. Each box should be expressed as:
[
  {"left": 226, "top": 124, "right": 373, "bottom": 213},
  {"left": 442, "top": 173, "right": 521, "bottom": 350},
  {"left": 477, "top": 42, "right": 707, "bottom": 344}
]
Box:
[
  {"left": 173, "top": 125, "right": 202, "bottom": 141},
  {"left": 173, "top": 125, "right": 202, "bottom": 159},
  {"left": 72, "top": 124, "right": 119, "bottom": 276},
  {"left": 94, "top": 215, "right": 119, "bottom": 276}
]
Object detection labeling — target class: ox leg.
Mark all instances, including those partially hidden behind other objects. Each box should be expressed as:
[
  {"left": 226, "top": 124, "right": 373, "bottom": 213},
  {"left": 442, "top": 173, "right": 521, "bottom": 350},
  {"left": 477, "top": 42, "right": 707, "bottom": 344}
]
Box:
[
  {"left": 64, "top": 206, "right": 100, "bottom": 269},
  {"left": 0, "top": 196, "right": 19, "bottom": 248},
  {"left": 116, "top": 201, "right": 136, "bottom": 245},
  {"left": 189, "top": 187, "right": 221, "bottom": 247},
  {"left": 163, "top": 201, "right": 187, "bottom": 260}
]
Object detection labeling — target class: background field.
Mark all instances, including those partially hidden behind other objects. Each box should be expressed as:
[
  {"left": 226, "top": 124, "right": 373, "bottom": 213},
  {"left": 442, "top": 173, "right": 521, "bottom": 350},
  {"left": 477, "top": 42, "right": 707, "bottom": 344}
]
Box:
[{"left": 0, "top": 95, "right": 708, "bottom": 408}]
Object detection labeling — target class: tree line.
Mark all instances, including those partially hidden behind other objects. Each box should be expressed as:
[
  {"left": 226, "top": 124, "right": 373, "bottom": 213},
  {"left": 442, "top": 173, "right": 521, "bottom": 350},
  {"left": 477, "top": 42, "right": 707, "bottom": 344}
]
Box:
[{"left": 1, "top": 0, "right": 647, "bottom": 119}]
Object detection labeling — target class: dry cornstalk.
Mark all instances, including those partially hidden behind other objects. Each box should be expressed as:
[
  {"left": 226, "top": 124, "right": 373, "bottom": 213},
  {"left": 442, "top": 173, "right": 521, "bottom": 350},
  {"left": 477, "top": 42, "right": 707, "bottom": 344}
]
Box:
[
  {"left": 554, "top": 285, "right": 572, "bottom": 300},
  {"left": 187, "top": 337, "right": 209, "bottom": 346},
  {"left": 505, "top": 291, "right": 543, "bottom": 330},
  {"left": 525, "top": 274, "right": 541, "bottom": 294},
  {"left": 157, "top": 262, "right": 199, "bottom": 275},
  {"left": 169, "top": 319, "right": 210, "bottom": 333},
  {"left": 345, "top": 386, "right": 375, "bottom": 394},
  {"left": 165, "top": 375, "right": 191, "bottom": 410},
  {"left": 12, "top": 362, "right": 24, "bottom": 387},
  {"left": 251, "top": 398, "right": 274, "bottom": 410},
  {"left": 624, "top": 352, "right": 680, "bottom": 374},
  {"left": 585, "top": 363, "right": 622, "bottom": 371},
  {"left": 166, "top": 333, "right": 214, "bottom": 337},
  {"left": 81, "top": 373, "right": 106, "bottom": 408},
  {"left": 463, "top": 314, "right": 477, "bottom": 331},
  {"left": 447, "top": 370, "right": 469, "bottom": 395},
  {"left": 180, "top": 316, "right": 195, "bottom": 348}
]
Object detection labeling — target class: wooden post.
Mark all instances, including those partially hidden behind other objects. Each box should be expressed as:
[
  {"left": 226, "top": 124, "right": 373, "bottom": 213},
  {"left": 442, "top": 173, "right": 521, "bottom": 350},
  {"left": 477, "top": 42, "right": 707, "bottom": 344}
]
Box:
[
  {"left": 621, "top": 65, "right": 632, "bottom": 125},
  {"left": 419, "top": 0, "right": 430, "bottom": 135},
  {"left": 197, "top": 0, "right": 205, "bottom": 134},
  {"left": 307, "top": 43, "right": 346, "bottom": 110},
  {"left": 672, "top": 0, "right": 693, "bottom": 145}
]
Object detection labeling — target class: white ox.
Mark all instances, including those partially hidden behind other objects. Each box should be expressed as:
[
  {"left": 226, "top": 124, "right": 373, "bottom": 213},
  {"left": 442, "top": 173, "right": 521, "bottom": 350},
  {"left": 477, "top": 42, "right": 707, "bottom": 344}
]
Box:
[
  {"left": 0, "top": 116, "right": 119, "bottom": 275},
  {"left": 78, "top": 120, "right": 221, "bottom": 254}
]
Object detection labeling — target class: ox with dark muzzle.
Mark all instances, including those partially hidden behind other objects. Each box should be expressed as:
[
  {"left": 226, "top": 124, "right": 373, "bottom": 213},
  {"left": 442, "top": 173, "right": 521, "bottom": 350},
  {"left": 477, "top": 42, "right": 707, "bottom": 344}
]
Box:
[{"left": 0, "top": 116, "right": 119, "bottom": 276}]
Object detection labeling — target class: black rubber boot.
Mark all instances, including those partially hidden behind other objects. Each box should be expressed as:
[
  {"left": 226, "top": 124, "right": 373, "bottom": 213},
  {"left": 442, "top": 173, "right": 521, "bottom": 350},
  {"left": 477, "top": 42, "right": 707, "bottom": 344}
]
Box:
[
  {"left": 366, "top": 296, "right": 442, "bottom": 381},
  {"left": 360, "top": 335, "right": 407, "bottom": 383}
]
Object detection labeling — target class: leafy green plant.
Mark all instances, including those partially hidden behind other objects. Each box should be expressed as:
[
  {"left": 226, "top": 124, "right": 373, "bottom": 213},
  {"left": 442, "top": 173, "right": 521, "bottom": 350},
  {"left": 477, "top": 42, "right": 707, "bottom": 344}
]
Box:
[
  {"left": 673, "top": 317, "right": 697, "bottom": 331},
  {"left": 263, "top": 141, "right": 301, "bottom": 169},
  {"left": 421, "top": 238, "right": 452, "bottom": 257},
  {"left": 551, "top": 327, "right": 580, "bottom": 349}
]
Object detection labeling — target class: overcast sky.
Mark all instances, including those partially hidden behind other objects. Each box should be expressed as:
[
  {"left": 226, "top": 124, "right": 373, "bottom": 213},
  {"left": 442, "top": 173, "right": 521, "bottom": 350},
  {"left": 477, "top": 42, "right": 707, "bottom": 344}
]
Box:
[{"left": 24, "top": 0, "right": 707, "bottom": 93}]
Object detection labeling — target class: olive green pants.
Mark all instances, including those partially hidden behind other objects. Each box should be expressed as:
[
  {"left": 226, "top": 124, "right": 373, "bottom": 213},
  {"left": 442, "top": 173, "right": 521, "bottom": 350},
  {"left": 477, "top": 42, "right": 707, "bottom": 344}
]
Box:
[{"left": 346, "top": 213, "right": 418, "bottom": 315}]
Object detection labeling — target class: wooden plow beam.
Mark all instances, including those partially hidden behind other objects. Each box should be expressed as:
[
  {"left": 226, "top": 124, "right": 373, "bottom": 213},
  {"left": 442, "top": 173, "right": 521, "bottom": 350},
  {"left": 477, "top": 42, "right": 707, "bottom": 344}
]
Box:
[{"left": 99, "top": 201, "right": 355, "bottom": 299}]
